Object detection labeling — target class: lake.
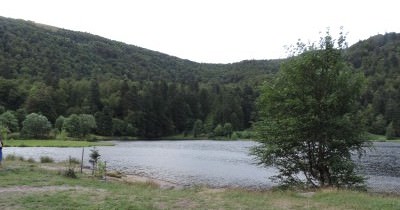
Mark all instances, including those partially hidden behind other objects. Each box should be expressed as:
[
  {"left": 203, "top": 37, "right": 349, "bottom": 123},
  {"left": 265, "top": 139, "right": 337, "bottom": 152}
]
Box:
[{"left": 5, "top": 140, "right": 400, "bottom": 193}]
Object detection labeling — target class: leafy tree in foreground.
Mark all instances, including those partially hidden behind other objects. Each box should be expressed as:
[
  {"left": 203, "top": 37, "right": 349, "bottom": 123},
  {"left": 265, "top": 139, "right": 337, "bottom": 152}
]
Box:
[{"left": 253, "top": 31, "right": 367, "bottom": 188}]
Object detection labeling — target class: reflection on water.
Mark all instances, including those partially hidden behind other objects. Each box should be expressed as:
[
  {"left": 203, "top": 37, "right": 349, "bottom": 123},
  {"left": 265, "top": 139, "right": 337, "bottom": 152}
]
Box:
[{"left": 5, "top": 140, "right": 400, "bottom": 192}]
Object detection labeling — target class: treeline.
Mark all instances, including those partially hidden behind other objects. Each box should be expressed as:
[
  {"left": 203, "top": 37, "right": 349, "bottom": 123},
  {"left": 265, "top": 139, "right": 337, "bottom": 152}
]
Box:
[{"left": 0, "top": 78, "right": 257, "bottom": 138}]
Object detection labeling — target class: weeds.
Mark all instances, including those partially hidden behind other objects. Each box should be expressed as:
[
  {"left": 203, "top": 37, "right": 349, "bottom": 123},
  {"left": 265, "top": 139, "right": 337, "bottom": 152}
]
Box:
[{"left": 40, "top": 156, "right": 54, "bottom": 163}]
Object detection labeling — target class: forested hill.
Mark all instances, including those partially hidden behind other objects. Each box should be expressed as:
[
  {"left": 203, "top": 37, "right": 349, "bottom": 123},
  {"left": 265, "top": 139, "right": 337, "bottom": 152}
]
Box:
[
  {"left": 0, "top": 16, "right": 279, "bottom": 138},
  {"left": 0, "top": 16, "right": 279, "bottom": 84},
  {"left": 1, "top": 16, "right": 400, "bottom": 138},
  {"left": 346, "top": 32, "right": 400, "bottom": 137}
]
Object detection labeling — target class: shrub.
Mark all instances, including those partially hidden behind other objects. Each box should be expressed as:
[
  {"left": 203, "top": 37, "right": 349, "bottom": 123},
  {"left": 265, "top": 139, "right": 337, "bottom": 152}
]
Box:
[
  {"left": 5, "top": 154, "right": 17, "bottom": 161},
  {"left": 0, "top": 111, "right": 19, "bottom": 132},
  {"left": 386, "top": 121, "right": 396, "bottom": 140},
  {"left": 21, "top": 113, "right": 52, "bottom": 138},
  {"left": 40, "top": 156, "right": 54, "bottom": 163},
  {"left": 63, "top": 114, "right": 96, "bottom": 138},
  {"left": 64, "top": 168, "right": 77, "bottom": 178}
]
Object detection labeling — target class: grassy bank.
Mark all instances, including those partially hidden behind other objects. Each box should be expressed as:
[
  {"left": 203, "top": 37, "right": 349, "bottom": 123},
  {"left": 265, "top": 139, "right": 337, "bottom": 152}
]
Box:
[
  {"left": 0, "top": 159, "right": 399, "bottom": 209},
  {"left": 365, "top": 133, "right": 400, "bottom": 142},
  {"left": 4, "top": 139, "right": 114, "bottom": 147}
]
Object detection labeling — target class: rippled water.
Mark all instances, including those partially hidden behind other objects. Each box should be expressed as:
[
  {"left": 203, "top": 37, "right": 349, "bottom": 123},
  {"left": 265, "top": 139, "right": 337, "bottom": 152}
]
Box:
[{"left": 5, "top": 140, "right": 400, "bottom": 192}]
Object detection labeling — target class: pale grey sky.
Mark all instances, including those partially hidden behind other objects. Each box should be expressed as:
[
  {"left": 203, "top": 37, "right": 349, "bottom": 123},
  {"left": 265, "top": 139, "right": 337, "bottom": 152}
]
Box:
[{"left": 1, "top": 0, "right": 399, "bottom": 63}]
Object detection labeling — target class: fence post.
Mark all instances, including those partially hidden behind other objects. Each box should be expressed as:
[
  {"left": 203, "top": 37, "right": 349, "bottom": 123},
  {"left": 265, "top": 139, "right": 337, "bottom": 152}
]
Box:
[
  {"left": 104, "top": 161, "right": 107, "bottom": 182},
  {"left": 80, "top": 147, "right": 84, "bottom": 173}
]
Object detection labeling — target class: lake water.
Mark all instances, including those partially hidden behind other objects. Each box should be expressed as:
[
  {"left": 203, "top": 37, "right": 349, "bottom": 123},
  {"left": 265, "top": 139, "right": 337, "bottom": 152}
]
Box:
[{"left": 5, "top": 140, "right": 400, "bottom": 193}]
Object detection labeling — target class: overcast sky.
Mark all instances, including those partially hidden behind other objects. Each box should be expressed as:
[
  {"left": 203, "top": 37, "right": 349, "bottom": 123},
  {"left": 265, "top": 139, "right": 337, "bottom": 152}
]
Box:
[{"left": 1, "top": 0, "right": 399, "bottom": 63}]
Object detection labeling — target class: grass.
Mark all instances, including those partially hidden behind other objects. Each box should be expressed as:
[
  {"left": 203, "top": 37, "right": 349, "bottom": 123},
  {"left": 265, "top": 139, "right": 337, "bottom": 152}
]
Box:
[
  {"left": 3, "top": 139, "right": 114, "bottom": 147},
  {"left": 0, "top": 160, "right": 399, "bottom": 209},
  {"left": 365, "top": 133, "right": 400, "bottom": 142}
]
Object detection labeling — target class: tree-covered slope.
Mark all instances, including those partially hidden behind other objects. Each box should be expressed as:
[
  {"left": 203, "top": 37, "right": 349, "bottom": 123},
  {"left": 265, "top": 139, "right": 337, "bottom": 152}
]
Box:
[
  {"left": 1, "top": 16, "right": 400, "bottom": 138},
  {"left": 346, "top": 33, "right": 400, "bottom": 136},
  {"left": 0, "top": 16, "right": 280, "bottom": 138},
  {"left": 0, "top": 16, "right": 279, "bottom": 85}
]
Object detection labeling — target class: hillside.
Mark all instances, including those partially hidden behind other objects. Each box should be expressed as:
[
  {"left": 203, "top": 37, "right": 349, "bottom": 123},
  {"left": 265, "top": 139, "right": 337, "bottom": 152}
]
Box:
[
  {"left": 0, "top": 16, "right": 279, "bottom": 85},
  {"left": 346, "top": 33, "right": 400, "bottom": 136},
  {"left": 0, "top": 17, "right": 279, "bottom": 138},
  {"left": 1, "top": 16, "right": 400, "bottom": 138}
]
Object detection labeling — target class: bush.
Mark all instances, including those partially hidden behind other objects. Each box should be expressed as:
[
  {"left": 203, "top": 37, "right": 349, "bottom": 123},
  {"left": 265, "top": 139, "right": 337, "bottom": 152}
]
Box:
[
  {"left": 223, "top": 123, "right": 233, "bottom": 138},
  {"left": 231, "top": 132, "right": 239, "bottom": 140},
  {"left": 5, "top": 154, "right": 17, "bottom": 161},
  {"left": 21, "top": 113, "right": 52, "bottom": 138},
  {"left": 55, "top": 116, "right": 65, "bottom": 132},
  {"left": 193, "top": 119, "right": 203, "bottom": 138},
  {"left": 0, "top": 111, "right": 19, "bottom": 132},
  {"left": 40, "top": 156, "right": 54, "bottom": 163},
  {"left": 386, "top": 121, "right": 396, "bottom": 140},
  {"left": 213, "top": 124, "right": 224, "bottom": 137},
  {"left": 64, "top": 114, "right": 97, "bottom": 138},
  {"left": 63, "top": 156, "right": 78, "bottom": 178},
  {"left": 64, "top": 168, "right": 77, "bottom": 178}
]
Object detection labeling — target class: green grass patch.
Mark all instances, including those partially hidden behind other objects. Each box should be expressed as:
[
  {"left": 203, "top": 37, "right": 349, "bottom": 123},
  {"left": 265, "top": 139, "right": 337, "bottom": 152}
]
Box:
[
  {"left": 365, "top": 133, "right": 400, "bottom": 142},
  {"left": 0, "top": 160, "right": 399, "bottom": 209},
  {"left": 3, "top": 139, "right": 114, "bottom": 147}
]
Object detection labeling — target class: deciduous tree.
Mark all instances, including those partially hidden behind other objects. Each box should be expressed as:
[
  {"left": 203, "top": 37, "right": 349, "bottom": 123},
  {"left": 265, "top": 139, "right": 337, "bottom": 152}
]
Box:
[{"left": 253, "top": 31, "right": 367, "bottom": 188}]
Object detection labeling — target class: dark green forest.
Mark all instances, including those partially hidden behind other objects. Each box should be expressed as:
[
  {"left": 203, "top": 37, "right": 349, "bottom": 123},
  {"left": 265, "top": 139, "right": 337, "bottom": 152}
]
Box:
[{"left": 0, "top": 16, "right": 399, "bottom": 138}]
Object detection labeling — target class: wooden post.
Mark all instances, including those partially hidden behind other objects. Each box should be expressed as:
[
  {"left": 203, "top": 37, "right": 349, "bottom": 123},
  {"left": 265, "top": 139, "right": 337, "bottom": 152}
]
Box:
[
  {"left": 80, "top": 147, "right": 84, "bottom": 174},
  {"left": 104, "top": 161, "right": 107, "bottom": 182}
]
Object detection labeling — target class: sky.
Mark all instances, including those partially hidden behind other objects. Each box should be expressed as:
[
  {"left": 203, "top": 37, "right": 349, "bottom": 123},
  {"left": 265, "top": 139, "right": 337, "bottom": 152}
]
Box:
[{"left": 1, "top": 0, "right": 399, "bottom": 64}]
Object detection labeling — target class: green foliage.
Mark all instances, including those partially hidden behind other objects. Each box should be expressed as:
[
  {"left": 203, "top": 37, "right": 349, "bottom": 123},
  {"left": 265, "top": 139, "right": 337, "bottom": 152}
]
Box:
[
  {"left": 370, "top": 114, "right": 387, "bottom": 135},
  {"left": 347, "top": 32, "right": 400, "bottom": 137},
  {"left": 254, "top": 31, "right": 367, "bottom": 188},
  {"left": 385, "top": 121, "right": 396, "bottom": 140},
  {"left": 0, "top": 17, "right": 270, "bottom": 138},
  {"left": 89, "top": 147, "right": 101, "bottom": 175},
  {"left": 112, "top": 118, "right": 127, "bottom": 136},
  {"left": 79, "top": 114, "right": 97, "bottom": 137},
  {"left": 63, "top": 114, "right": 80, "bottom": 137},
  {"left": 223, "top": 123, "right": 233, "bottom": 138},
  {"left": 54, "top": 116, "right": 65, "bottom": 131},
  {"left": 40, "top": 156, "right": 54, "bottom": 163},
  {"left": 95, "top": 107, "right": 113, "bottom": 136},
  {"left": 63, "top": 114, "right": 96, "bottom": 138},
  {"left": 0, "top": 111, "right": 19, "bottom": 132},
  {"left": 25, "top": 83, "right": 57, "bottom": 122},
  {"left": 193, "top": 119, "right": 203, "bottom": 137},
  {"left": 21, "top": 113, "right": 52, "bottom": 138},
  {"left": 3, "top": 17, "right": 400, "bottom": 138},
  {"left": 6, "top": 139, "right": 114, "bottom": 147},
  {"left": 213, "top": 124, "right": 224, "bottom": 137}
]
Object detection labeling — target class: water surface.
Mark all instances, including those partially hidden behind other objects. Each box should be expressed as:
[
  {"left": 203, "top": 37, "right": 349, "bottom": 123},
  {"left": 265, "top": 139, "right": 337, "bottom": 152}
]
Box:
[{"left": 6, "top": 140, "right": 400, "bottom": 192}]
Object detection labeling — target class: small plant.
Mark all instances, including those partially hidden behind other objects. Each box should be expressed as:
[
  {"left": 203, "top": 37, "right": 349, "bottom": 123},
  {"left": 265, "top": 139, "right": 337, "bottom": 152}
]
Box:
[
  {"left": 5, "top": 154, "right": 17, "bottom": 161},
  {"left": 40, "top": 156, "right": 54, "bottom": 163},
  {"left": 89, "top": 147, "right": 101, "bottom": 175},
  {"left": 63, "top": 156, "right": 77, "bottom": 178},
  {"left": 27, "top": 158, "right": 36, "bottom": 163},
  {"left": 68, "top": 157, "right": 81, "bottom": 164},
  {"left": 95, "top": 160, "right": 106, "bottom": 179},
  {"left": 64, "top": 168, "right": 77, "bottom": 178}
]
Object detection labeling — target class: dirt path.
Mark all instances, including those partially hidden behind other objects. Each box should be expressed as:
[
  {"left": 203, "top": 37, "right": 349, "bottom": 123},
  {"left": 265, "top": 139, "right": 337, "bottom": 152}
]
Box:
[
  {"left": 0, "top": 185, "right": 99, "bottom": 193},
  {"left": 39, "top": 164, "right": 183, "bottom": 189}
]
